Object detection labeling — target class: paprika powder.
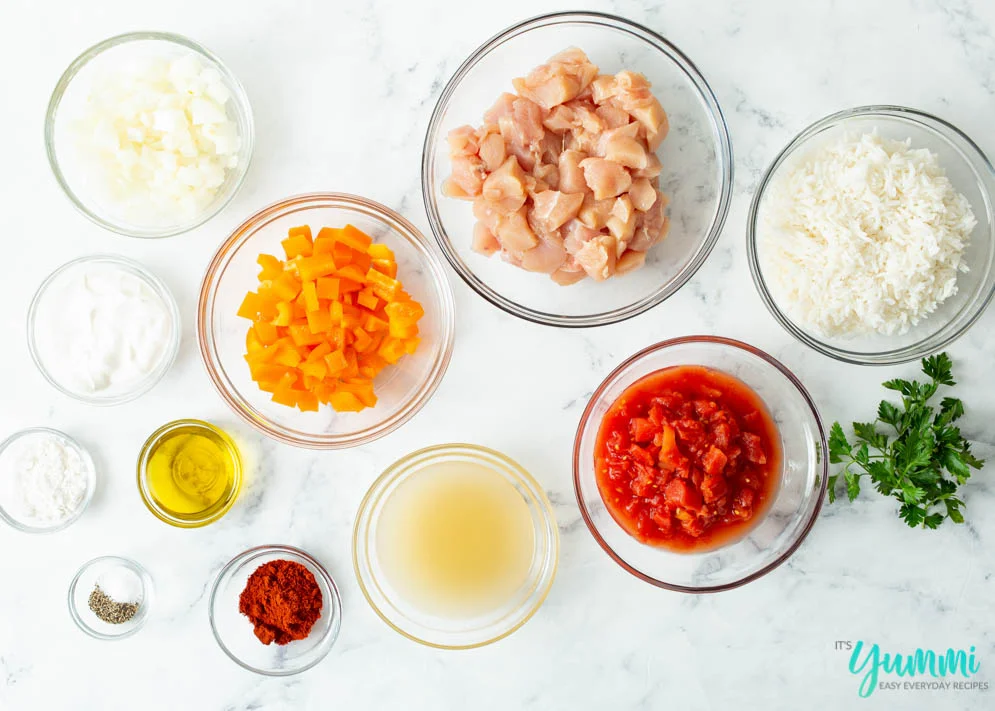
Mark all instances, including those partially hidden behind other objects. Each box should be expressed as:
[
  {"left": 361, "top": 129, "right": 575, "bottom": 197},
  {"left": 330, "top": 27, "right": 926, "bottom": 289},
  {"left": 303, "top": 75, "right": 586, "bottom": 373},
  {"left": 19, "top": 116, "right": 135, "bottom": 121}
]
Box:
[{"left": 238, "top": 559, "right": 323, "bottom": 645}]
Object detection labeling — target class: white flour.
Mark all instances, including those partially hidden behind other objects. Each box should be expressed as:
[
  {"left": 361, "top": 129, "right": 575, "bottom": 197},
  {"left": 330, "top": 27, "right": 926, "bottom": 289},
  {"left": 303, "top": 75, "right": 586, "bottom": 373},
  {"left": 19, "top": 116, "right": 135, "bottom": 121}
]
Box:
[{"left": 0, "top": 432, "right": 90, "bottom": 526}]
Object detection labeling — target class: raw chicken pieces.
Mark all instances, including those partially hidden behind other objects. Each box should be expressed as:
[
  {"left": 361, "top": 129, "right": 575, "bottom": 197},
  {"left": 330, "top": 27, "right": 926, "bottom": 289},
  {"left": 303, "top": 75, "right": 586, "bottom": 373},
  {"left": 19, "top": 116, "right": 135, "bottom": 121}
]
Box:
[{"left": 443, "top": 48, "right": 670, "bottom": 285}]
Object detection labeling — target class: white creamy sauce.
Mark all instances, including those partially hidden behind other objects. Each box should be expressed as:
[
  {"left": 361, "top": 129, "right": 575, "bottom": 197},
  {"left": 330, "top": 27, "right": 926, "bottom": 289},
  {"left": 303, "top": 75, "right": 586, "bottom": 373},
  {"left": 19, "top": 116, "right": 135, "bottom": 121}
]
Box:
[{"left": 34, "top": 264, "right": 173, "bottom": 396}]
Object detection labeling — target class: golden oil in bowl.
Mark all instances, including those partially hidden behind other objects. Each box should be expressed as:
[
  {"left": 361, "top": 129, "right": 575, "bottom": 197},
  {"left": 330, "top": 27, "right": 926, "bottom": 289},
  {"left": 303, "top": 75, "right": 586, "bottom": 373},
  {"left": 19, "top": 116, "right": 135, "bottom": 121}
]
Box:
[{"left": 137, "top": 419, "right": 242, "bottom": 527}]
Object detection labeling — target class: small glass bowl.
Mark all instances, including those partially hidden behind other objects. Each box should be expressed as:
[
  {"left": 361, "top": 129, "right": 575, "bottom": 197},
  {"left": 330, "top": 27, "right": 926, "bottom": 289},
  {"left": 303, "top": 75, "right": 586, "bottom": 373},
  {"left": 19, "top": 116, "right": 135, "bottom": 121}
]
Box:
[
  {"left": 136, "top": 419, "right": 242, "bottom": 528},
  {"left": 573, "top": 337, "right": 827, "bottom": 593},
  {"left": 353, "top": 444, "right": 559, "bottom": 649},
  {"left": 748, "top": 106, "right": 995, "bottom": 365},
  {"left": 422, "top": 11, "right": 733, "bottom": 327},
  {"left": 45, "top": 31, "right": 254, "bottom": 238},
  {"left": 209, "top": 545, "right": 342, "bottom": 676},
  {"left": 0, "top": 428, "right": 96, "bottom": 533},
  {"left": 27, "top": 254, "right": 181, "bottom": 405},
  {"left": 68, "top": 556, "right": 153, "bottom": 640},
  {"left": 197, "top": 193, "right": 456, "bottom": 449}
]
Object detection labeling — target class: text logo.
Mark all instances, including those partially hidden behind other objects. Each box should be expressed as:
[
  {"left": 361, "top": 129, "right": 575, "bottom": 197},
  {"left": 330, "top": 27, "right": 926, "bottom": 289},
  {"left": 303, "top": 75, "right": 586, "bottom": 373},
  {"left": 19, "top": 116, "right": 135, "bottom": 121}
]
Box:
[{"left": 846, "top": 640, "right": 981, "bottom": 698}]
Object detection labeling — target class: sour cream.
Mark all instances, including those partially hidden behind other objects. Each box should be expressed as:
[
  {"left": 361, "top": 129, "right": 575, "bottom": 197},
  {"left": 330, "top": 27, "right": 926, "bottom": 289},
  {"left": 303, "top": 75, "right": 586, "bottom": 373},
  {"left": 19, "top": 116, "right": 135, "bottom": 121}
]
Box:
[{"left": 31, "top": 259, "right": 177, "bottom": 399}]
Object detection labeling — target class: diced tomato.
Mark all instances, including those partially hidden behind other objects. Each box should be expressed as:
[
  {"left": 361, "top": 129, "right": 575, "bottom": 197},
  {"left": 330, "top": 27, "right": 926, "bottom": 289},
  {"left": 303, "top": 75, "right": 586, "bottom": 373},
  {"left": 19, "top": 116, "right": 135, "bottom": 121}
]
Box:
[
  {"left": 629, "top": 417, "right": 656, "bottom": 443},
  {"left": 594, "top": 366, "right": 780, "bottom": 552}
]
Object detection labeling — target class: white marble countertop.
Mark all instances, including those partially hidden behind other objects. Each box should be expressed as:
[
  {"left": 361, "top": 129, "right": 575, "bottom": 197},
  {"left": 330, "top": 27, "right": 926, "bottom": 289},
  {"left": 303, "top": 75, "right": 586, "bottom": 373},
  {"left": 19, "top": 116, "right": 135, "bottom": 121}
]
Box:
[{"left": 2, "top": 0, "right": 994, "bottom": 709}]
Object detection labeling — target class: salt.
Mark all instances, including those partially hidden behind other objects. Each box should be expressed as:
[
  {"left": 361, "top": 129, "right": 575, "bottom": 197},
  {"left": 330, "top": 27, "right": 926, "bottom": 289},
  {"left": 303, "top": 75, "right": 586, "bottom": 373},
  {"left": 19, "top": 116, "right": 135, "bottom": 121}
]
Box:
[
  {"left": 0, "top": 431, "right": 90, "bottom": 526},
  {"left": 96, "top": 567, "right": 143, "bottom": 604}
]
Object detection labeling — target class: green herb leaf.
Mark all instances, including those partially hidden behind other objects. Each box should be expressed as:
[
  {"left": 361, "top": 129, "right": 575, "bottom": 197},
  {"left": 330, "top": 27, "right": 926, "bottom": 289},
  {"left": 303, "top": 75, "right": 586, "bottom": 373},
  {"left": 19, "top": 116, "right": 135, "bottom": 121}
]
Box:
[
  {"left": 826, "top": 353, "right": 982, "bottom": 529},
  {"left": 828, "top": 422, "right": 852, "bottom": 463}
]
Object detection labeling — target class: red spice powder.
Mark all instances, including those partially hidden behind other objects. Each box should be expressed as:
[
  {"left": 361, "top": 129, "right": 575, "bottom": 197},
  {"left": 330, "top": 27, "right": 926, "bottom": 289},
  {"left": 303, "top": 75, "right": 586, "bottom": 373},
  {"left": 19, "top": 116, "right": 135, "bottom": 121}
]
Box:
[{"left": 238, "top": 559, "right": 323, "bottom": 645}]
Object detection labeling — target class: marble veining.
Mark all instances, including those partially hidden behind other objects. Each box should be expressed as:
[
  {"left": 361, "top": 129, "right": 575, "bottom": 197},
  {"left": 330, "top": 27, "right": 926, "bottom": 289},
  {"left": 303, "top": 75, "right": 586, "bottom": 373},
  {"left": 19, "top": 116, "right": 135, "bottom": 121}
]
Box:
[{"left": 2, "top": 0, "right": 994, "bottom": 709}]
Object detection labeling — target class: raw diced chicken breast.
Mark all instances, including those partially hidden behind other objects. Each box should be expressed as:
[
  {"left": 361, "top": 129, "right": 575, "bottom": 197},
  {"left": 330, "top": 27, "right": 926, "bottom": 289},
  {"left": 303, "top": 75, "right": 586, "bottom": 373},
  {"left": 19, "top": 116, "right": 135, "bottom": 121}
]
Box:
[
  {"left": 595, "top": 104, "right": 631, "bottom": 129},
  {"left": 558, "top": 150, "right": 587, "bottom": 194},
  {"left": 448, "top": 125, "right": 479, "bottom": 156},
  {"left": 580, "top": 157, "right": 632, "bottom": 201},
  {"left": 478, "top": 132, "right": 506, "bottom": 172},
  {"left": 634, "top": 153, "right": 662, "bottom": 179},
  {"left": 551, "top": 267, "right": 588, "bottom": 285},
  {"left": 443, "top": 47, "right": 669, "bottom": 285},
  {"left": 521, "top": 232, "right": 568, "bottom": 273},
  {"left": 575, "top": 233, "right": 618, "bottom": 281},
  {"left": 482, "top": 156, "right": 528, "bottom": 213},
  {"left": 533, "top": 162, "right": 559, "bottom": 191},
  {"left": 603, "top": 135, "right": 647, "bottom": 170},
  {"left": 531, "top": 190, "right": 584, "bottom": 232},
  {"left": 495, "top": 207, "right": 540, "bottom": 254},
  {"left": 562, "top": 218, "right": 601, "bottom": 256},
  {"left": 483, "top": 93, "right": 517, "bottom": 124},
  {"left": 448, "top": 154, "right": 486, "bottom": 197},
  {"left": 628, "top": 177, "right": 657, "bottom": 212},
  {"left": 606, "top": 194, "right": 636, "bottom": 243},
  {"left": 616, "top": 249, "right": 647, "bottom": 275},
  {"left": 472, "top": 223, "right": 501, "bottom": 256},
  {"left": 543, "top": 105, "right": 575, "bottom": 133},
  {"left": 577, "top": 193, "right": 615, "bottom": 230}
]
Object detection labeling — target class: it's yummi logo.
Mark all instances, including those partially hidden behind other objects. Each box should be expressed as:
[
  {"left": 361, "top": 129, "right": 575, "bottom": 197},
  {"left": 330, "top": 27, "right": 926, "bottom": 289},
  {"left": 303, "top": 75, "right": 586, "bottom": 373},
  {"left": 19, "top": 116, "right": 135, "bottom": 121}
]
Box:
[{"left": 848, "top": 640, "right": 981, "bottom": 698}]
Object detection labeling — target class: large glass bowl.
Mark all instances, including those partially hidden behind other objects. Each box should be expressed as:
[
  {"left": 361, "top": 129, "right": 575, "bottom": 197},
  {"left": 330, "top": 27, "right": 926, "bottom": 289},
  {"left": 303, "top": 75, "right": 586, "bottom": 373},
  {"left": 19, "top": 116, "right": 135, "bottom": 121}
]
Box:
[
  {"left": 748, "top": 106, "right": 995, "bottom": 365},
  {"left": 45, "top": 31, "right": 254, "bottom": 238},
  {"left": 209, "top": 545, "right": 342, "bottom": 676},
  {"left": 197, "top": 193, "right": 456, "bottom": 449},
  {"left": 573, "top": 337, "right": 827, "bottom": 593},
  {"left": 353, "top": 444, "right": 559, "bottom": 649},
  {"left": 422, "top": 11, "right": 733, "bottom": 327}
]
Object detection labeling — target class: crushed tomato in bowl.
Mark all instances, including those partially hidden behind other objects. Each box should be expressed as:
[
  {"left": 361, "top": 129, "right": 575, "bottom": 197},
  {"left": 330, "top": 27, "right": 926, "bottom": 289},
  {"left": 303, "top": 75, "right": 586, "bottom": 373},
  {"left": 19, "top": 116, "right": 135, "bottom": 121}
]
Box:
[{"left": 595, "top": 366, "right": 781, "bottom": 551}]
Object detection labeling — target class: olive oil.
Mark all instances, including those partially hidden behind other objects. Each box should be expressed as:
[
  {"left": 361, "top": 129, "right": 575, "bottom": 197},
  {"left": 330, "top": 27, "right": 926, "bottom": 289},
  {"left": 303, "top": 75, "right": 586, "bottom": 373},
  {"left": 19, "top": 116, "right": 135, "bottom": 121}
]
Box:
[
  {"left": 144, "top": 421, "right": 240, "bottom": 521},
  {"left": 375, "top": 459, "right": 535, "bottom": 619}
]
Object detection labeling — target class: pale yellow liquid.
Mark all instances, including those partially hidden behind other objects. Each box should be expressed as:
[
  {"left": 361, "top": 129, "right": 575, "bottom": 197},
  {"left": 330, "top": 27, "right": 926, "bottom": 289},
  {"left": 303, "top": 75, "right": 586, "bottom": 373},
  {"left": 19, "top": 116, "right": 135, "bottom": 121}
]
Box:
[{"left": 375, "top": 460, "right": 536, "bottom": 619}]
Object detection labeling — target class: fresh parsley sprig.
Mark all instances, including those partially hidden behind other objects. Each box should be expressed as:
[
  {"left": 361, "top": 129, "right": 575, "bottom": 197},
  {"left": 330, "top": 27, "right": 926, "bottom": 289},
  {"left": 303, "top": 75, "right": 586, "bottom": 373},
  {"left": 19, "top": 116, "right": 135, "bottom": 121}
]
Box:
[{"left": 827, "top": 353, "right": 984, "bottom": 529}]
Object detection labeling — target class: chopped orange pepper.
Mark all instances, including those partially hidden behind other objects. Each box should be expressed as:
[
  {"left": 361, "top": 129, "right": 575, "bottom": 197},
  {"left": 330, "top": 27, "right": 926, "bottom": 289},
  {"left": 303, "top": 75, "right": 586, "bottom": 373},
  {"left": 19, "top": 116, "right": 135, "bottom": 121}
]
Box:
[
  {"left": 238, "top": 223, "right": 424, "bottom": 413},
  {"left": 316, "top": 277, "right": 340, "bottom": 300}
]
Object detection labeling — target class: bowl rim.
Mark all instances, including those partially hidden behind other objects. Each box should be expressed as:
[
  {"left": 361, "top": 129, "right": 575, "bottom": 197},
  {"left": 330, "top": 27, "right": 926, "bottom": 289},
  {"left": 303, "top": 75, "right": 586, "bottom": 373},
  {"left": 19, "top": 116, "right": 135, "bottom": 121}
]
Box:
[
  {"left": 572, "top": 335, "right": 828, "bottom": 593},
  {"left": 44, "top": 30, "right": 255, "bottom": 239},
  {"left": 67, "top": 555, "right": 153, "bottom": 640},
  {"left": 208, "top": 544, "right": 343, "bottom": 676},
  {"left": 352, "top": 442, "right": 560, "bottom": 649},
  {"left": 196, "top": 192, "right": 456, "bottom": 450},
  {"left": 0, "top": 427, "right": 97, "bottom": 534},
  {"left": 421, "top": 10, "right": 734, "bottom": 328},
  {"left": 746, "top": 104, "right": 995, "bottom": 365},
  {"left": 135, "top": 418, "right": 243, "bottom": 528},
  {"left": 26, "top": 253, "right": 182, "bottom": 405}
]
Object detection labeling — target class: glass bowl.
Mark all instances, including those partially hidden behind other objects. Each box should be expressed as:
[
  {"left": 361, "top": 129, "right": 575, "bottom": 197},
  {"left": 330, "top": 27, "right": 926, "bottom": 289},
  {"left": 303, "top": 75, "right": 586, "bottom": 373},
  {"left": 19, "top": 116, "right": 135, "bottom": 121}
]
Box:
[
  {"left": 353, "top": 444, "right": 559, "bottom": 649},
  {"left": 45, "top": 31, "right": 254, "bottom": 238},
  {"left": 209, "top": 545, "right": 342, "bottom": 676},
  {"left": 27, "top": 254, "right": 181, "bottom": 405},
  {"left": 422, "top": 11, "right": 733, "bottom": 327},
  {"left": 68, "top": 556, "right": 153, "bottom": 640},
  {"left": 0, "top": 428, "right": 96, "bottom": 534},
  {"left": 197, "top": 193, "right": 456, "bottom": 449},
  {"left": 136, "top": 419, "right": 243, "bottom": 528},
  {"left": 748, "top": 106, "right": 995, "bottom": 365},
  {"left": 573, "top": 337, "right": 827, "bottom": 593}
]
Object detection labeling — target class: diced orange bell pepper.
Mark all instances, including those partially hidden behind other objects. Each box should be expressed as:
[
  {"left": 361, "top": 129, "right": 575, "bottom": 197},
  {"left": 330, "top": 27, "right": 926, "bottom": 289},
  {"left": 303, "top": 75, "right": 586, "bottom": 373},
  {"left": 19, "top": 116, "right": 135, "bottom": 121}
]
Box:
[
  {"left": 367, "top": 243, "right": 395, "bottom": 261},
  {"left": 302, "top": 280, "right": 320, "bottom": 312},
  {"left": 254, "top": 321, "right": 280, "bottom": 346},
  {"left": 306, "top": 308, "right": 335, "bottom": 334},
  {"left": 298, "top": 254, "right": 338, "bottom": 282},
  {"left": 272, "top": 272, "right": 302, "bottom": 301},
  {"left": 357, "top": 288, "right": 380, "bottom": 311},
  {"left": 338, "top": 224, "right": 374, "bottom": 252},
  {"left": 328, "top": 391, "right": 364, "bottom": 412},
  {"left": 316, "top": 277, "right": 340, "bottom": 300},
  {"left": 324, "top": 350, "right": 348, "bottom": 375},
  {"left": 313, "top": 227, "right": 340, "bottom": 255},
  {"left": 282, "top": 227, "right": 314, "bottom": 259}
]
